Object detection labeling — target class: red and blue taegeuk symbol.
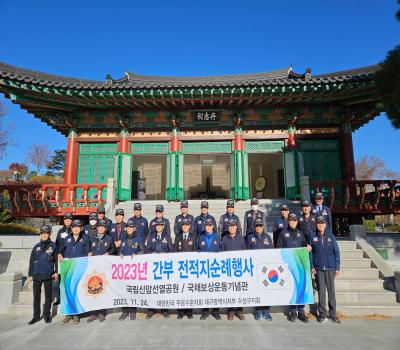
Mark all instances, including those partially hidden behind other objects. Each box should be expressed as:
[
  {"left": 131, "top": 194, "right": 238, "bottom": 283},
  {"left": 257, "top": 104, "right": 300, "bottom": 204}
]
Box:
[{"left": 267, "top": 269, "right": 279, "bottom": 283}]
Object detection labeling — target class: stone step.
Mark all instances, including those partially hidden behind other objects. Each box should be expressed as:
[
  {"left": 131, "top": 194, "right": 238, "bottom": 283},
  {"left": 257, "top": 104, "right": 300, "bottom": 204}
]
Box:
[
  {"left": 336, "top": 290, "right": 397, "bottom": 305},
  {"left": 340, "top": 258, "right": 372, "bottom": 269},
  {"left": 335, "top": 279, "right": 385, "bottom": 290},
  {"left": 337, "top": 241, "right": 357, "bottom": 250},
  {"left": 340, "top": 250, "right": 364, "bottom": 259},
  {"left": 338, "top": 268, "right": 379, "bottom": 280}
]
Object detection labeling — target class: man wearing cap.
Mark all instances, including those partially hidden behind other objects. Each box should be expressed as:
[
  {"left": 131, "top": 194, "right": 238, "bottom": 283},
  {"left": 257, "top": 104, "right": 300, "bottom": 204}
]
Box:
[
  {"left": 110, "top": 208, "right": 127, "bottom": 249},
  {"left": 97, "top": 205, "right": 112, "bottom": 230},
  {"left": 54, "top": 211, "right": 73, "bottom": 305},
  {"left": 310, "top": 216, "right": 341, "bottom": 324},
  {"left": 277, "top": 213, "right": 312, "bottom": 323},
  {"left": 174, "top": 200, "right": 195, "bottom": 239},
  {"left": 28, "top": 225, "right": 58, "bottom": 325},
  {"left": 87, "top": 219, "right": 116, "bottom": 322},
  {"left": 243, "top": 198, "right": 266, "bottom": 242},
  {"left": 246, "top": 218, "right": 273, "bottom": 321},
  {"left": 218, "top": 199, "right": 243, "bottom": 238},
  {"left": 57, "top": 219, "right": 89, "bottom": 324},
  {"left": 298, "top": 200, "right": 316, "bottom": 244},
  {"left": 83, "top": 212, "right": 99, "bottom": 240},
  {"left": 312, "top": 192, "right": 333, "bottom": 234},
  {"left": 194, "top": 201, "right": 217, "bottom": 237},
  {"left": 145, "top": 218, "right": 173, "bottom": 319},
  {"left": 198, "top": 218, "right": 222, "bottom": 320},
  {"left": 118, "top": 220, "right": 144, "bottom": 321},
  {"left": 175, "top": 218, "right": 197, "bottom": 319},
  {"left": 273, "top": 204, "right": 289, "bottom": 247},
  {"left": 128, "top": 202, "right": 148, "bottom": 245},
  {"left": 148, "top": 204, "right": 171, "bottom": 238},
  {"left": 221, "top": 219, "right": 246, "bottom": 320}
]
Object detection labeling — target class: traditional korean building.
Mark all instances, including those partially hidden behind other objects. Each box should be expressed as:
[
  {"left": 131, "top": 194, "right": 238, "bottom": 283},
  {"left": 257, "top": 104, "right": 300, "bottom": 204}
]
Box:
[{"left": 0, "top": 61, "right": 398, "bottom": 233}]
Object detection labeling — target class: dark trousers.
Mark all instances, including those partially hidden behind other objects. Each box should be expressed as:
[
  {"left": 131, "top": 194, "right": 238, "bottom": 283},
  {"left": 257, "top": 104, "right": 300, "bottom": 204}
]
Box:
[
  {"left": 33, "top": 279, "right": 53, "bottom": 319},
  {"left": 316, "top": 269, "right": 336, "bottom": 318},
  {"left": 178, "top": 309, "right": 193, "bottom": 315},
  {"left": 202, "top": 308, "right": 219, "bottom": 314},
  {"left": 255, "top": 306, "right": 270, "bottom": 312},
  {"left": 122, "top": 307, "right": 137, "bottom": 314},
  {"left": 289, "top": 305, "right": 305, "bottom": 314},
  {"left": 148, "top": 308, "right": 168, "bottom": 313},
  {"left": 227, "top": 307, "right": 243, "bottom": 313}
]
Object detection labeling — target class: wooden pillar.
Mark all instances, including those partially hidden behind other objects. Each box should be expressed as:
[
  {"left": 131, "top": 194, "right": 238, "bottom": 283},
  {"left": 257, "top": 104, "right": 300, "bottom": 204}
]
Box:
[
  {"left": 340, "top": 123, "right": 356, "bottom": 181},
  {"left": 118, "top": 129, "right": 129, "bottom": 153},
  {"left": 63, "top": 129, "right": 79, "bottom": 200}
]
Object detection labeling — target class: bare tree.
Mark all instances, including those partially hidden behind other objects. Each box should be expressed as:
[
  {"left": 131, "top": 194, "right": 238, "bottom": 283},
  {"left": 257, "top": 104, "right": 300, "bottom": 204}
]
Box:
[
  {"left": 0, "top": 99, "right": 13, "bottom": 159},
  {"left": 356, "top": 156, "right": 399, "bottom": 180},
  {"left": 26, "top": 144, "right": 51, "bottom": 175}
]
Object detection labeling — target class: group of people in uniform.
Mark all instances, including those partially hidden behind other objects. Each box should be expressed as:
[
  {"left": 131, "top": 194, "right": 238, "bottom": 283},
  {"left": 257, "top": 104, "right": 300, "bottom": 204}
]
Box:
[{"left": 28, "top": 192, "right": 341, "bottom": 325}]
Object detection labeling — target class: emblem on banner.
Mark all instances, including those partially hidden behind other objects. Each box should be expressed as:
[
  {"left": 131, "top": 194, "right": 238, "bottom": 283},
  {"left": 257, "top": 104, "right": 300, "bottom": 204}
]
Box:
[
  {"left": 84, "top": 271, "right": 108, "bottom": 296},
  {"left": 257, "top": 264, "right": 290, "bottom": 290}
]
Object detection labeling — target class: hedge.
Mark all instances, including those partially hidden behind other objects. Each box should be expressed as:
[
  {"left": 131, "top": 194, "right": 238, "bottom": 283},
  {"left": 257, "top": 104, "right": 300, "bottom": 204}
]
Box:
[{"left": 0, "top": 223, "right": 38, "bottom": 235}]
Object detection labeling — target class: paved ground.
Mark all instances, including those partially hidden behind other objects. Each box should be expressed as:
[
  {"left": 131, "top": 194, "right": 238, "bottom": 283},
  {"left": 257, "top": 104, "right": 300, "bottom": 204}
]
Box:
[{"left": 0, "top": 313, "right": 399, "bottom": 350}]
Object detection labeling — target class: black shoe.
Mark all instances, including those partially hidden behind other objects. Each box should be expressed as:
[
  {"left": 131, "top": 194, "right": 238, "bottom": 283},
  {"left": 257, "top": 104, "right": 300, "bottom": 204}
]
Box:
[
  {"left": 163, "top": 311, "right": 170, "bottom": 319},
  {"left": 317, "top": 316, "right": 328, "bottom": 323},
  {"left": 87, "top": 315, "right": 98, "bottom": 323},
  {"left": 298, "top": 313, "right": 309, "bottom": 323},
  {"left": 288, "top": 312, "right": 297, "bottom": 322},
  {"left": 130, "top": 313, "right": 136, "bottom": 320},
  {"left": 212, "top": 312, "right": 222, "bottom": 320},
  {"left": 200, "top": 313, "right": 209, "bottom": 320},
  {"left": 44, "top": 317, "right": 52, "bottom": 324},
  {"left": 53, "top": 299, "right": 60, "bottom": 306},
  {"left": 177, "top": 312, "right": 184, "bottom": 320},
  {"left": 187, "top": 312, "right": 193, "bottom": 319},
  {"left": 98, "top": 314, "right": 106, "bottom": 322},
  {"left": 329, "top": 317, "right": 341, "bottom": 324},
  {"left": 146, "top": 311, "right": 155, "bottom": 319},
  {"left": 119, "top": 312, "right": 129, "bottom": 321},
  {"left": 28, "top": 318, "right": 40, "bottom": 325}
]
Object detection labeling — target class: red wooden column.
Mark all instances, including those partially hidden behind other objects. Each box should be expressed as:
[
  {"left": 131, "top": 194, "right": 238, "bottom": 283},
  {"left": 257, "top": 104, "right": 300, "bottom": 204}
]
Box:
[
  {"left": 118, "top": 129, "right": 129, "bottom": 153},
  {"left": 340, "top": 122, "right": 356, "bottom": 181},
  {"left": 234, "top": 126, "right": 244, "bottom": 151},
  {"left": 63, "top": 130, "right": 79, "bottom": 200}
]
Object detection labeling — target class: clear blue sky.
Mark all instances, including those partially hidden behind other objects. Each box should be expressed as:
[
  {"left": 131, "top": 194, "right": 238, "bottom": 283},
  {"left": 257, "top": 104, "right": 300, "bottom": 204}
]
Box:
[{"left": 0, "top": 1, "right": 399, "bottom": 173}]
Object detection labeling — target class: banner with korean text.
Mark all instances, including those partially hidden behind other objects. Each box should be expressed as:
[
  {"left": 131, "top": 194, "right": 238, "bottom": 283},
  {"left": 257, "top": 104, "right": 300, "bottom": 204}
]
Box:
[{"left": 59, "top": 248, "right": 313, "bottom": 315}]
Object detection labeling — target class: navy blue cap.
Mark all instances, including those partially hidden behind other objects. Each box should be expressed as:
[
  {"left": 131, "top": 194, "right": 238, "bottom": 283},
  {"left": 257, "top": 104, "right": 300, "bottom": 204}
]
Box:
[
  {"left": 88, "top": 212, "right": 98, "bottom": 220},
  {"left": 71, "top": 219, "right": 83, "bottom": 228},
  {"left": 64, "top": 212, "right": 73, "bottom": 220},
  {"left": 155, "top": 218, "right": 164, "bottom": 225},
  {"left": 205, "top": 218, "right": 213, "bottom": 226},
  {"left": 182, "top": 218, "right": 190, "bottom": 225},
  {"left": 115, "top": 208, "right": 124, "bottom": 216},
  {"left": 227, "top": 218, "right": 237, "bottom": 226},
  {"left": 288, "top": 213, "right": 298, "bottom": 221},
  {"left": 254, "top": 218, "right": 264, "bottom": 226},
  {"left": 97, "top": 219, "right": 107, "bottom": 227},
  {"left": 280, "top": 204, "right": 289, "bottom": 210},
  {"left": 97, "top": 205, "right": 105, "bottom": 213},
  {"left": 301, "top": 200, "right": 311, "bottom": 207},
  {"left": 315, "top": 192, "right": 324, "bottom": 199},
  {"left": 155, "top": 204, "right": 164, "bottom": 212},
  {"left": 226, "top": 199, "right": 235, "bottom": 207},
  {"left": 126, "top": 220, "right": 136, "bottom": 228},
  {"left": 316, "top": 216, "right": 326, "bottom": 223},
  {"left": 40, "top": 225, "right": 51, "bottom": 233},
  {"left": 201, "top": 201, "right": 209, "bottom": 208},
  {"left": 180, "top": 200, "right": 188, "bottom": 208},
  {"left": 134, "top": 203, "right": 142, "bottom": 210}
]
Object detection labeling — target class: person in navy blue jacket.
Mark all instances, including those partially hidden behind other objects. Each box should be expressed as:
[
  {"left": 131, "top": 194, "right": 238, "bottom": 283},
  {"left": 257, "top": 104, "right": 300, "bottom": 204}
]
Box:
[
  {"left": 312, "top": 192, "right": 333, "bottom": 234},
  {"left": 297, "top": 200, "right": 316, "bottom": 244},
  {"left": 273, "top": 203, "right": 289, "bottom": 247},
  {"left": 109, "top": 208, "right": 127, "bottom": 251},
  {"left": 218, "top": 199, "right": 243, "bottom": 238},
  {"left": 97, "top": 205, "right": 112, "bottom": 230},
  {"left": 247, "top": 218, "right": 273, "bottom": 321},
  {"left": 148, "top": 204, "right": 171, "bottom": 237},
  {"left": 198, "top": 218, "right": 221, "bottom": 320},
  {"left": 310, "top": 216, "right": 341, "bottom": 324},
  {"left": 128, "top": 202, "right": 148, "bottom": 245},
  {"left": 28, "top": 225, "right": 58, "bottom": 325},
  {"left": 87, "top": 219, "right": 116, "bottom": 323},
  {"left": 221, "top": 219, "right": 246, "bottom": 321},
  {"left": 118, "top": 220, "right": 143, "bottom": 321},
  {"left": 194, "top": 201, "right": 217, "bottom": 236},
  {"left": 277, "top": 213, "right": 312, "bottom": 323},
  {"left": 57, "top": 219, "right": 89, "bottom": 324},
  {"left": 145, "top": 218, "right": 173, "bottom": 319},
  {"left": 174, "top": 200, "right": 195, "bottom": 238},
  {"left": 243, "top": 197, "right": 266, "bottom": 242}
]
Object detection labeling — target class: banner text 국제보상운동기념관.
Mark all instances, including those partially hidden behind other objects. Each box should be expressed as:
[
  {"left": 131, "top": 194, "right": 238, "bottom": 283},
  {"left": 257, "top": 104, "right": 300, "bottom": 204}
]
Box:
[{"left": 59, "top": 248, "right": 314, "bottom": 315}]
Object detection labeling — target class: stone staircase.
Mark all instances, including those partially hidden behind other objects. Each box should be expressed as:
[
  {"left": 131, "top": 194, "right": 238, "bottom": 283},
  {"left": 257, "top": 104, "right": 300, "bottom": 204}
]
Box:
[{"left": 4, "top": 199, "right": 400, "bottom": 316}]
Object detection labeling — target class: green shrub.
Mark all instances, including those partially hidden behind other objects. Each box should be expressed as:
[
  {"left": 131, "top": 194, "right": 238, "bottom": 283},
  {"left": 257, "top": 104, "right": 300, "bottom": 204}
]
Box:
[
  {"left": 0, "top": 223, "right": 38, "bottom": 235},
  {"left": 0, "top": 207, "right": 12, "bottom": 223},
  {"left": 363, "top": 219, "right": 376, "bottom": 232}
]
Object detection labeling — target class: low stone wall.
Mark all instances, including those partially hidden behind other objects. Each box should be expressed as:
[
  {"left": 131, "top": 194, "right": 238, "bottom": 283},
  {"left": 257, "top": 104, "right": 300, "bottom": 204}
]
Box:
[{"left": 366, "top": 232, "right": 400, "bottom": 270}]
